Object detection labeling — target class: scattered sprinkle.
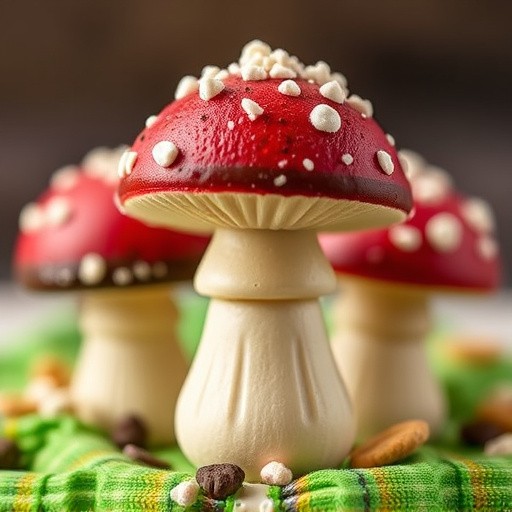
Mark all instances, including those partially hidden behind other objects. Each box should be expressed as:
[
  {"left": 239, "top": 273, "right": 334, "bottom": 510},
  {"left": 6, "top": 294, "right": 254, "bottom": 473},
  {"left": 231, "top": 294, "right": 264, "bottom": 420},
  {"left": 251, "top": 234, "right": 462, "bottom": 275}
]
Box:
[
  {"left": 303, "top": 158, "right": 315, "bottom": 171},
  {"left": 241, "top": 65, "right": 268, "bottom": 81},
  {"left": 19, "top": 203, "right": 44, "bottom": 232},
  {"left": 175, "top": 76, "right": 199, "bottom": 100},
  {"left": 269, "top": 63, "right": 296, "bottom": 79},
  {"left": 170, "top": 480, "right": 200, "bottom": 507},
  {"left": 309, "top": 104, "right": 341, "bottom": 133},
  {"left": 304, "top": 61, "right": 331, "bottom": 85},
  {"left": 346, "top": 95, "right": 373, "bottom": 117},
  {"left": 277, "top": 159, "right": 288, "bottom": 169},
  {"left": 112, "top": 267, "right": 133, "bottom": 286},
  {"left": 386, "top": 134, "right": 396, "bottom": 147},
  {"left": 78, "top": 253, "right": 107, "bottom": 285},
  {"left": 389, "top": 225, "right": 422, "bottom": 252},
  {"left": 124, "top": 151, "right": 138, "bottom": 177},
  {"left": 477, "top": 236, "right": 498, "bottom": 260},
  {"left": 215, "top": 69, "right": 230, "bottom": 80},
  {"left": 228, "top": 62, "right": 241, "bottom": 75},
  {"left": 377, "top": 150, "right": 394, "bottom": 175},
  {"left": 341, "top": 154, "right": 354, "bottom": 165},
  {"left": 133, "top": 261, "right": 152, "bottom": 281},
  {"left": 273, "top": 174, "right": 287, "bottom": 187},
  {"left": 50, "top": 166, "right": 79, "bottom": 190},
  {"left": 199, "top": 78, "right": 225, "bottom": 101},
  {"left": 412, "top": 172, "right": 452, "bottom": 204},
  {"left": 319, "top": 81, "right": 346, "bottom": 103},
  {"left": 242, "top": 98, "right": 264, "bottom": 120},
  {"left": 278, "top": 79, "right": 301, "bottom": 96},
  {"left": 145, "top": 115, "right": 158, "bottom": 128},
  {"left": 260, "top": 461, "right": 293, "bottom": 486},
  {"left": 462, "top": 198, "right": 495, "bottom": 233},
  {"left": 152, "top": 141, "right": 179, "bottom": 167},
  {"left": 201, "top": 65, "right": 221, "bottom": 79},
  {"left": 45, "top": 197, "right": 72, "bottom": 227},
  {"left": 227, "top": 120, "right": 235, "bottom": 130},
  {"left": 425, "top": 213, "right": 463, "bottom": 253}
]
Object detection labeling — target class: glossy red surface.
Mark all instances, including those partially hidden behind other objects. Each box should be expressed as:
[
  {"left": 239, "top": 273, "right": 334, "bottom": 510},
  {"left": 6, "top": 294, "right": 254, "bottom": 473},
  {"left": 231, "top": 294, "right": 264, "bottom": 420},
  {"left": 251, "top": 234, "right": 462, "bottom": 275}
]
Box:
[
  {"left": 119, "top": 76, "right": 412, "bottom": 214},
  {"left": 319, "top": 192, "right": 501, "bottom": 291}
]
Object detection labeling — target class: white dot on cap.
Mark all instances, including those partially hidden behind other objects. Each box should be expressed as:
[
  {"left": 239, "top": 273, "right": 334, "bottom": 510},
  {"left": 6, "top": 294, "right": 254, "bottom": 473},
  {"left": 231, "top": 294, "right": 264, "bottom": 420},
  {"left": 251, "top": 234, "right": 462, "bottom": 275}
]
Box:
[
  {"left": 377, "top": 150, "right": 394, "bottom": 175},
  {"left": 123, "top": 151, "right": 138, "bottom": 177},
  {"left": 55, "top": 267, "right": 75, "bottom": 287},
  {"left": 199, "top": 78, "right": 225, "bottom": 101},
  {"left": 45, "top": 197, "right": 72, "bottom": 227},
  {"left": 388, "top": 225, "right": 422, "bottom": 252},
  {"left": 241, "top": 65, "right": 268, "bottom": 81},
  {"left": 273, "top": 174, "right": 287, "bottom": 187},
  {"left": 133, "top": 260, "right": 152, "bottom": 281},
  {"left": 386, "top": 134, "right": 396, "bottom": 147},
  {"left": 303, "top": 158, "right": 315, "bottom": 171},
  {"left": 50, "top": 166, "right": 79, "bottom": 191},
  {"left": 319, "top": 81, "right": 346, "bottom": 104},
  {"left": 277, "top": 159, "right": 288, "bottom": 169},
  {"left": 477, "top": 236, "right": 498, "bottom": 260},
  {"left": 425, "top": 212, "right": 463, "bottom": 253},
  {"left": 309, "top": 104, "right": 341, "bottom": 133},
  {"left": 269, "top": 63, "right": 296, "bottom": 79},
  {"left": 242, "top": 98, "right": 264, "bottom": 120},
  {"left": 175, "top": 75, "right": 199, "bottom": 100},
  {"left": 170, "top": 480, "right": 200, "bottom": 507},
  {"left": 341, "top": 154, "right": 353, "bottom": 165},
  {"left": 346, "top": 95, "right": 373, "bottom": 117},
  {"left": 112, "top": 267, "right": 133, "bottom": 286},
  {"left": 278, "top": 79, "right": 301, "bottom": 97},
  {"left": 152, "top": 141, "right": 179, "bottom": 167},
  {"left": 227, "top": 120, "right": 235, "bottom": 130},
  {"left": 462, "top": 198, "right": 495, "bottom": 233},
  {"left": 78, "top": 253, "right": 107, "bottom": 286},
  {"left": 19, "top": 202, "right": 45, "bottom": 233}
]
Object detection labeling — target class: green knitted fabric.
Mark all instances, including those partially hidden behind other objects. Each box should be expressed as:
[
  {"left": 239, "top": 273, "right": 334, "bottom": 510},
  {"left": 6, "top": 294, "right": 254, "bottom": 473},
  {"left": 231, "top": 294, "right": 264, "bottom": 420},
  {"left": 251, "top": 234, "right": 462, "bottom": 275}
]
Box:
[{"left": 1, "top": 293, "right": 512, "bottom": 511}]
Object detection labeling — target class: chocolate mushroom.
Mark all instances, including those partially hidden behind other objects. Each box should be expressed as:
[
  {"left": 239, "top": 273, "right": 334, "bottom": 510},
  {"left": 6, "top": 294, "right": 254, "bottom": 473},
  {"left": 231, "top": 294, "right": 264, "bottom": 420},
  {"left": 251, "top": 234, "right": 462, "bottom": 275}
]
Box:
[
  {"left": 319, "top": 152, "right": 501, "bottom": 438},
  {"left": 14, "top": 146, "right": 210, "bottom": 444},
  {"left": 117, "top": 40, "right": 413, "bottom": 479}
]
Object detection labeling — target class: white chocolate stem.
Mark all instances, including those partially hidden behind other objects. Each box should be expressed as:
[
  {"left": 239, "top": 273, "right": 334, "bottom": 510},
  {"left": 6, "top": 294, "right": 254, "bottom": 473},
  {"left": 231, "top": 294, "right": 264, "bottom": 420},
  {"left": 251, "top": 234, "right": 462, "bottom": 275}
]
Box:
[
  {"left": 330, "top": 279, "right": 446, "bottom": 438},
  {"left": 176, "top": 229, "right": 355, "bottom": 481},
  {"left": 70, "top": 285, "right": 188, "bottom": 445}
]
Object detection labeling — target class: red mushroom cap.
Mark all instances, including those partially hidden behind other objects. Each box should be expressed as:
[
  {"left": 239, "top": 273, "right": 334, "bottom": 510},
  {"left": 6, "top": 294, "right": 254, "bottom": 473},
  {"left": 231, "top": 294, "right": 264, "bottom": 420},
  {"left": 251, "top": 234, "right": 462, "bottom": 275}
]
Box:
[
  {"left": 117, "top": 41, "right": 412, "bottom": 233},
  {"left": 319, "top": 177, "right": 501, "bottom": 292},
  {"left": 14, "top": 147, "right": 210, "bottom": 291}
]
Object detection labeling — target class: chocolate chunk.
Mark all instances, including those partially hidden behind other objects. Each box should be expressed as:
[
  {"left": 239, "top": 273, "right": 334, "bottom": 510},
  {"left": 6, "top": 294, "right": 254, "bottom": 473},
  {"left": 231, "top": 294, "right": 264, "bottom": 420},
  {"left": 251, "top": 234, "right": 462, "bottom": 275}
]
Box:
[
  {"left": 122, "top": 444, "right": 171, "bottom": 469},
  {"left": 460, "top": 420, "right": 505, "bottom": 446},
  {"left": 196, "top": 463, "right": 245, "bottom": 501},
  {"left": 111, "top": 414, "right": 148, "bottom": 449},
  {"left": 0, "top": 438, "right": 21, "bottom": 469}
]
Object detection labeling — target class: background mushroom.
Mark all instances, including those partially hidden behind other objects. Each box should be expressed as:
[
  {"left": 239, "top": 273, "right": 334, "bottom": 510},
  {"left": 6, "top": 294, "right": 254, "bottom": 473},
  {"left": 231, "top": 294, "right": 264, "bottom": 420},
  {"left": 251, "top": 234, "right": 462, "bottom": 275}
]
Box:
[
  {"left": 13, "top": 146, "right": 210, "bottom": 445},
  {"left": 319, "top": 152, "right": 501, "bottom": 438},
  {"left": 117, "top": 40, "right": 413, "bottom": 479}
]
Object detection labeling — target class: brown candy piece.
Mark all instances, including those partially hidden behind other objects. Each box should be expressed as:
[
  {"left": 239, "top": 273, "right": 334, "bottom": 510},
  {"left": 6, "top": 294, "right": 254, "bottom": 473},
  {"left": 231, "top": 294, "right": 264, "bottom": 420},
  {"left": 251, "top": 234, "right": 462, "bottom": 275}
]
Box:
[
  {"left": 122, "top": 444, "right": 171, "bottom": 469},
  {"left": 196, "top": 463, "right": 245, "bottom": 501},
  {"left": 111, "top": 414, "right": 148, "bottom": 449},
  {"left": 460, "top": 420, "right": 505, "bottom": 446},
  {"left": 477, "top": 400, "right": 512, "bottom": 432},
  {"left": 350, "top": 419, "right": 430, "bottom": 469},
  {"left": 0, "top": 438, "right": 21, "bottom": 469}
]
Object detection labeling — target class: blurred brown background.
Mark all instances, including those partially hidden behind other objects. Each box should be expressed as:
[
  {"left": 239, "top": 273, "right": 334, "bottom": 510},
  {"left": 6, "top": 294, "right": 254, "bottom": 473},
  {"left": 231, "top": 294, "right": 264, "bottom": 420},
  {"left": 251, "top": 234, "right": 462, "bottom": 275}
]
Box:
[{"left": 1, "top": 0, "right": 511, "bottom": 283}]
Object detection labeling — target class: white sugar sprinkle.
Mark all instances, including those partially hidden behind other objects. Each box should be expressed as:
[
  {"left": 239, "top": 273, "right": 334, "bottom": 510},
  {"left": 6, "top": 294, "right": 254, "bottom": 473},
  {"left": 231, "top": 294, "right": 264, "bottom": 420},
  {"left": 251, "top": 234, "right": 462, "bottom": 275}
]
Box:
[
  {"left": 214, "top": 69, "right": 230, "bottom": 80},
  {"left": 278, "top": 159, "right": 288, "bottom": 169},
  {"left": 227, "top": 120, "right": 235, "bottom": 130},
  {"left": 152, "top": 141, "right": 179, "bottom": 167},
  {"left": 45, "top": 197, "right": 71, "bottom": 227},
  {"left": 260, "top": 461, "right": 293, "bottom": 486},
  {"left": 124, "top": 151, "right": 138, "bottom": 176},
  {"left": 309, "top": 104, "right": 341, "bottom": 133},
  {"left": 477, "top": 236, "right": 498, "bottom": 260},
  {"left": 425, "top": 213, "right": 463, "bottom": 253},
  {"left": 386, "top": 134, "right": 396, "bottom": 147},
  {"left": 319, "top": 81, "right": 346, "bottom": 104},
  {"left": 78, "top": 253, "right": 107, "bottom": 285},
  {"left": 269, "top": 63, "right": 296, "bottom": 79},
  {"left": 388, "top": 225, "right": 422, "bottom": 252},
  {"left": 174, "top": 75, "right": 199, "bottom": 100},
  {"left": 19, "top": 203, "right": 44, "bottom": 232},
  {"left": 133, "top": 260, "right": 152, "bottom": 281},
  {"left": 112, "top": 267, "right": 133, "bottom": 286},
  {"left": 346, "top": 95, "right": 373, "bottom": 117},
  {"left": 341, "top": 154, "right": 353, "bottom": 165},
  {"left": 462, "top": 198, "right": 495, "bottom": 233},
  {"left": 278, "top": 79, "right": 301, "bottom": 96},
  {"left": 377, "top": 150, "right": 394, "bottom": 175},
  {"left": 50, "top": 166, "right": 79, "bottom": 190},
  {"left": 201, "top": 65, "right": 221, "bottom": 79},
  {"left": 241, "top": 65, "right": 268, "bottom": 81},
  {"left": 303, "top": 158, "right": 315, "bottom": 171},
  {"left": 273, "top": 174, "right": 287, "bottom": 187},
  {"left": 241, "top": 98, "right": 264, "bottom": 120},
  {"left": 199, "top": 78, "right": 225, "bottom": 101},
  {"left": 170, "top": 481, "right": 200, "bottom": 507},
  {"left": 145, "top": 115, "right": 158, "bottom": 128},
  {"left": 117, "top": 150, "right": 129, "bottom": 178}
]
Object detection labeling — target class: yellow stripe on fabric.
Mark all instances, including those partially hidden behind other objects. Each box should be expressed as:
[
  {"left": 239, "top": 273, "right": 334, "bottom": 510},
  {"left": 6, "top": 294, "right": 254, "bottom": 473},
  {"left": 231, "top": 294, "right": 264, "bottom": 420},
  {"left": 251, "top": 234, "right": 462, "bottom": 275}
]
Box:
[
  {"left": 2, "top": 417, "right": 18, "bottom": 440},
  {"left": 293, "top": 490, "right": 312, "bottom": 511},
  {"left": 457, "top": 457, "right": 487, "bottom": 511},
  {"left": 13, "top": 472, "right": 38, "bottom": 512},
  {"left": 367, "top": 467, "right": 392, "bottom": 512}
]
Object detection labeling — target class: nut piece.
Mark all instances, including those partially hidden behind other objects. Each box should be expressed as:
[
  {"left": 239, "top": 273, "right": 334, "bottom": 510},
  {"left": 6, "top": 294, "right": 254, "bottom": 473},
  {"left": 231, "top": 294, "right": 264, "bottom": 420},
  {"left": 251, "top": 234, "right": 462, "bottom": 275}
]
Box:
[
  {"left": 170, "top": 480, "right": 200, "bottom": 507},
  {"left": 122, "top": 444, "right": 171, "bottom": 469},
  {"left": 260, "top": 461, "right": 293, "bottom": 485},
  {"left": 349, "top": 419, "right": 430, "bottom": 469},
  {"left": 111, "top": 414, "right": 148, "bottom": 449},
  {"left": 196, "top": 463, "right": 245, "bottom": 501},
  {"left": 0, "top": 438, "right": 21, "bottom": 469}
]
